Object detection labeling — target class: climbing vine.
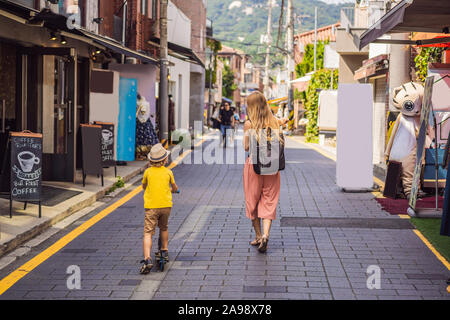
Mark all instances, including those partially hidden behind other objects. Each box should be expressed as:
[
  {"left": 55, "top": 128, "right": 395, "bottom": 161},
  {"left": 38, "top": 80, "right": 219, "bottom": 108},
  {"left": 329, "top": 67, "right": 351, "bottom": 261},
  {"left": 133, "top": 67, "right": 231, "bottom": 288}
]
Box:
[
  {"left": 295, "top": 40, "right": 337, "bottom": 142},
  {"left": 304, "top": 69, "right": 338, "bottom": 142},
  {"left": 206, "top": 38, "right": 222, "bottom": 86},
  {"left": 414, "top": 47, "right": 444, "bottom": 82}
]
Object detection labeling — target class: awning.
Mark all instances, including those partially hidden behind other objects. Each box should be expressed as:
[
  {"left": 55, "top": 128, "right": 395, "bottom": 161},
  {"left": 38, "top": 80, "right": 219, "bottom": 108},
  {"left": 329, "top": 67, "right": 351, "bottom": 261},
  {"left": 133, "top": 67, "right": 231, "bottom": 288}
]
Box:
[
  {"left": 79, "top": 30, "right": 158, "bottom": 65},
  {"left": 148, "top": 38, "right": 204, "bottom": 68},
  {"left": 1, "top": 5, "right": 159, "bottom": 65},
  {"left": 290, "top": 73, "right": 313, "bottom": 92},
  {"left": 357, "top": 0, "right": 450, "bottom": 50},
  {"left": 268, "top": 97, "right": 288, "bottom": 105},
  {"left": 222, "top": 97, "right": 233, "bottom": 104},
  {"left": 354, "top": 54, "right": 389, "bottom": 80}
]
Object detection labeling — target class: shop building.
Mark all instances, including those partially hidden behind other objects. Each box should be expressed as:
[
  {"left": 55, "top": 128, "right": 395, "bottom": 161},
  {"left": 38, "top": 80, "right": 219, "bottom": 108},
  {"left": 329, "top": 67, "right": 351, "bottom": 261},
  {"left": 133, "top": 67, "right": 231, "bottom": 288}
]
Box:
[{"left": 0, "top": 0, "right": 158, "bottom": 184}]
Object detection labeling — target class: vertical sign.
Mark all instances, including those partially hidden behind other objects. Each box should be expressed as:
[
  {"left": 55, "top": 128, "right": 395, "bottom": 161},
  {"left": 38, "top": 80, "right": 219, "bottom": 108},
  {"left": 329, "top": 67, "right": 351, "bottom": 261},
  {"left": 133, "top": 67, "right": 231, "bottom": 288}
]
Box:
[
  {"left": 117, "top": 77, "right": 137, "bottom": 162},
  {"left": 80, "top": 124, "right": 103, "bottom": 187},
  {"left": 409, "top": 76, "right": 434, "bottom": 211},
  {"left": 10, "top": 131, "right": 43, "bottom": 218},
  {"left": 94, "top": 122, "right": 115, "bottom": 166},
  {"left": 337, "top": 84, "right": 373, "bottom": 191}
]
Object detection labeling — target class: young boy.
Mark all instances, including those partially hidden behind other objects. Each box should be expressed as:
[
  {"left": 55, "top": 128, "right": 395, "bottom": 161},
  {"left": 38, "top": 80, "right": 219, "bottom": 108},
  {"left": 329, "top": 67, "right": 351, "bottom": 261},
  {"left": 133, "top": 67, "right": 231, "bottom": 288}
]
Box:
[{"left": 140, "top": 143, "right": 178, "bottom": 274}]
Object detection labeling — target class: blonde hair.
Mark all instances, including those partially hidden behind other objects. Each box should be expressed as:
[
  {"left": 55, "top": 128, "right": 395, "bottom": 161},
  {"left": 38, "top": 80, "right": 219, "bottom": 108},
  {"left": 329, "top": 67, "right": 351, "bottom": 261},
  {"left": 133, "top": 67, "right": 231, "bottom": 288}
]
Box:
[
  {"left": 246, "top": 91, "right": 283, "bottom": 142},
  {"left": 150, "top": 158, "right": 168, "bottom": 167}
]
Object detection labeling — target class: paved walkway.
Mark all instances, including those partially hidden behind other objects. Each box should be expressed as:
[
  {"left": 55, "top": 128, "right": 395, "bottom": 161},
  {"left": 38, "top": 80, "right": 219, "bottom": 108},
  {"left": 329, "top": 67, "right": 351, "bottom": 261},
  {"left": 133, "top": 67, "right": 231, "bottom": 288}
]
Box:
[{"left": 0, "top": 130, "right": 448, "bottom": 300}]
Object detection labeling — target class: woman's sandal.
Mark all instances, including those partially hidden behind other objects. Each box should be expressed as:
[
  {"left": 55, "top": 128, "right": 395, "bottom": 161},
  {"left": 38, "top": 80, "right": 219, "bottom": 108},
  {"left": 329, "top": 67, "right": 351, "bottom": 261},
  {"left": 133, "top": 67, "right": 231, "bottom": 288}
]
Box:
[
  {"left": 250, "top": 238, "right": 261, "bottom": 246},
  {"left": 258, "top": 236, "right": 269, "bottom": 253}
]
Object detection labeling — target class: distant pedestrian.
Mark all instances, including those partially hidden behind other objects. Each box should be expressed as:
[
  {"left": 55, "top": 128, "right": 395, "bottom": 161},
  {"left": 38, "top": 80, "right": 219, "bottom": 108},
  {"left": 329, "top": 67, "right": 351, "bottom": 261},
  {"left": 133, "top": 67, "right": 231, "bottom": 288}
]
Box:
[
  {"left": 140, "top": 143, "right": 178, "bottom": 274},
  {"left": 218, "top": 102, "right": 235, "bottom": 147},
  {"left": 210, "top": 106, "right": 221, "bottom": 130},
  {"left": 243, "top": 91, "right": 288, "bottom": 253}
]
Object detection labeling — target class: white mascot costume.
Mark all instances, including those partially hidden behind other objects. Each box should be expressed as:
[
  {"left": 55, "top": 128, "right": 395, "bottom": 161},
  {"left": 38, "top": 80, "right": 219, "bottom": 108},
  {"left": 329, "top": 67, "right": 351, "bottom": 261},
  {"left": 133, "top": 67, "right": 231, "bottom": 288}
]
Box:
[{"left": 385, "top": 82, "right": 429, "bottom": 198}]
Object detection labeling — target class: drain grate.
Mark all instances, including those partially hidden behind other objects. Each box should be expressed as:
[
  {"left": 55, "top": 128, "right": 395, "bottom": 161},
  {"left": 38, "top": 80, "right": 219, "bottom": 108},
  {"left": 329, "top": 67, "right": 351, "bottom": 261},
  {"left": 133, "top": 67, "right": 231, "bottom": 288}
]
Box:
[{"left": 280, "top": 217, "right": 414, "bottom": 229}]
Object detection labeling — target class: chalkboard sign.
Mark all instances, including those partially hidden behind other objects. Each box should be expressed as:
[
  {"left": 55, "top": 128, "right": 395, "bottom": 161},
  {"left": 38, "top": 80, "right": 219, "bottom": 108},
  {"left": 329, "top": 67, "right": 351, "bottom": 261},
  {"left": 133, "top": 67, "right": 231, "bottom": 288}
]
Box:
[
  {"left": 93, "top": 121, "right": 116, "bottom": 167},
  {"left": 9, "top": 131, "right": 43, "bottom": 218},
  {"left": 80, "top": 124, "right": 104, "bottom": 187}
]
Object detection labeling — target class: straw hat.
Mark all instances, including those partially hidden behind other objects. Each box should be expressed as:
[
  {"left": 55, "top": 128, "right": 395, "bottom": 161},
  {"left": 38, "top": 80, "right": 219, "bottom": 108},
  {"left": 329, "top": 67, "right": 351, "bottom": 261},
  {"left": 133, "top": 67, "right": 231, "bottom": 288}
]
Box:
[{"left": 147, "top": 143, "right": 170, "bottom": 162}]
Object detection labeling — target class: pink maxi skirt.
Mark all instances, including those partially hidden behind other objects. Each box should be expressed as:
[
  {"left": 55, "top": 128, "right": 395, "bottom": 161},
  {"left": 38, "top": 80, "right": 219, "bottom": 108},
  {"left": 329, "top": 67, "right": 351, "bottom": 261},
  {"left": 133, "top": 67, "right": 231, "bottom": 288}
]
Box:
[{"left": 243, "top": 157, "right": 281, "bottom": 220}]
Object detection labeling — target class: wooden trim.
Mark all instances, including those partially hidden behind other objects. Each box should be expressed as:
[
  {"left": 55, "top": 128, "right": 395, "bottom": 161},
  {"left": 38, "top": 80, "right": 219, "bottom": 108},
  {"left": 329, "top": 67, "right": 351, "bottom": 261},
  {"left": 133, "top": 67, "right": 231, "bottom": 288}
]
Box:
[
  {"left": 80, "top": 124, "right": 101, "bottom": 128},
  {"left": 18, "top": 47, "right": 73, "bottom": 56},
  {"left": 10, "top": 131, "right": 42, "bottom": 138},
  {"left": 92, "top": 121, "right": 113, "bottom": 125}
]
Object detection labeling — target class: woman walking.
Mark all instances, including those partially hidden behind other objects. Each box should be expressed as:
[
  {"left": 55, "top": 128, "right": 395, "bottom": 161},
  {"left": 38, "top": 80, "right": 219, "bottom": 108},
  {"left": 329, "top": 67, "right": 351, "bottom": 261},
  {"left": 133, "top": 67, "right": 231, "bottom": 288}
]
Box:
[{"left": 243, "top": 91, "right": 287, "bottom": 253}]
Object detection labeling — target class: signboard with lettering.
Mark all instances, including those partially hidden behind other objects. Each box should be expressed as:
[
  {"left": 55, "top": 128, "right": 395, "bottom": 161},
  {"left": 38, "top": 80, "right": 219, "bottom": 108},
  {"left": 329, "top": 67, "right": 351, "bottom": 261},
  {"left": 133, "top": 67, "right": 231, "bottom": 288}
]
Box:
[
  {"left": 93, "top": 122, "right": 116, "bottom": 167},
  {"left": 80, "top": 124, "right": 103, "bottom": 187},
  {"left": 9, "top": 131, "right": 42, "bottom": 218}
]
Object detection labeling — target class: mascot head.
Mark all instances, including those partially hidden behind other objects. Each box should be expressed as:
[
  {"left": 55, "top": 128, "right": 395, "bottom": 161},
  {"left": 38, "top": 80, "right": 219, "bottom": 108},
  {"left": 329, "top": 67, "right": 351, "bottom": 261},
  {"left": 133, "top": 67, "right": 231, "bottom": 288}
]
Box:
[{"left": 392, "top": 82, "right": 424, "bottom": 117}]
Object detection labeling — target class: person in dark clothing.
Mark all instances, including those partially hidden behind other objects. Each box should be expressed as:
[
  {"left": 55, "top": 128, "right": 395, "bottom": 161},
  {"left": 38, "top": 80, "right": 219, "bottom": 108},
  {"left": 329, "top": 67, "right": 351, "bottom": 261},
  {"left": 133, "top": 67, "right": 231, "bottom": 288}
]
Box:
[{"left": 218, "top": 102, "right": 235, "bottom": 147}]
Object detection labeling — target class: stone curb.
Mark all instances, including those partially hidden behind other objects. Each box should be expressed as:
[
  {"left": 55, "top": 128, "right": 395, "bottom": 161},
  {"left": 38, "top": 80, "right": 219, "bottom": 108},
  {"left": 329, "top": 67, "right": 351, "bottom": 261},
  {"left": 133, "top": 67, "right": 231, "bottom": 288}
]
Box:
[{"left": 0, "top": 162, "right": 149, "bottom": 258}]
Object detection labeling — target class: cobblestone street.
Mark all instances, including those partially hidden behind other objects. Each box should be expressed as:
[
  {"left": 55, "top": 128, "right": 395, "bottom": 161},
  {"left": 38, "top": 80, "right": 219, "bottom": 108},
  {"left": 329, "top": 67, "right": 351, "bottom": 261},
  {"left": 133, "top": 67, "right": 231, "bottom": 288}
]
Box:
[{"left": 0, "top": 131, "right": 449, "bottom": 300}]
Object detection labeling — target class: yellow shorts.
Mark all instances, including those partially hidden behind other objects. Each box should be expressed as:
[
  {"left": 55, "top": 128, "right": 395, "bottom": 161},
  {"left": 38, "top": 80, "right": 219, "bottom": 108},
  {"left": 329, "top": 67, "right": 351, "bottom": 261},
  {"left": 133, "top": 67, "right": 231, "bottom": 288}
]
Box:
[{"left": 144, "top": 208, "right": 171, "bottom": 235}]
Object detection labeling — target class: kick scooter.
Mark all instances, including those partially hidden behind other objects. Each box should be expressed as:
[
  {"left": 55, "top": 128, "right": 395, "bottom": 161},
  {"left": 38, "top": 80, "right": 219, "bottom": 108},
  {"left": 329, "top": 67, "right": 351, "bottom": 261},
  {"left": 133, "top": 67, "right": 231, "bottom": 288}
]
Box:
[{"left": 155, "top": 189, "right": 180, "bottom": 271}]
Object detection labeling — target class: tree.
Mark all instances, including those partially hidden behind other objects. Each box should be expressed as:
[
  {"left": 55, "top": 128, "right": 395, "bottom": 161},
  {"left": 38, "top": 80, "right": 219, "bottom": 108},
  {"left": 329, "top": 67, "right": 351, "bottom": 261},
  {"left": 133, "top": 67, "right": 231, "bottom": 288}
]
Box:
[
  {"left": 294, "top": 40, "right": 337, "bottom": 142},
  {"left": 206, "top": 38, "right": 222, "bottom": 87},
  {"left": 295, "top": 41, "right": 327, "bottom": 78},
  {"left": 222, "top": 64, "right": 237, "bottom": 99}
]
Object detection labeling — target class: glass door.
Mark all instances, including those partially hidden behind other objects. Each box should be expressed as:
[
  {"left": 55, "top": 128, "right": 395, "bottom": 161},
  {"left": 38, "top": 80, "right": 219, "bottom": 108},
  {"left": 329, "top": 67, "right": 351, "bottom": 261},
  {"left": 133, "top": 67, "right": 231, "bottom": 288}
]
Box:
[
  {"left": 54, "top": 57, "right": 68, "bottom": 155},
  {"left": 42, "top": 56, "right": 76, "bottom": 182},
  {"left": 0, "top": 42, "right": 19, "bottom": 176}
]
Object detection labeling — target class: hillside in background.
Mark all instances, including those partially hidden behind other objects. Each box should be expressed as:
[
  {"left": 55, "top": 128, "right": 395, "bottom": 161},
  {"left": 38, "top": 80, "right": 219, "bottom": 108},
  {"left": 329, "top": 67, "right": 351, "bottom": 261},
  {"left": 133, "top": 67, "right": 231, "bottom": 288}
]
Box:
[{"left": 207, "top": 0, "right": 350, "bottom": 66}]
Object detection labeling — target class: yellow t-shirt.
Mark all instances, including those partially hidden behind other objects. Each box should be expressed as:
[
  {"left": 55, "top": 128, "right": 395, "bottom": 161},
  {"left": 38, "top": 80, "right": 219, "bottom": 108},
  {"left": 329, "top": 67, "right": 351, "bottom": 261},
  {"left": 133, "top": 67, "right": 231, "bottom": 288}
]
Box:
[{"left": 142, "top": 166, "right": 175, "bottom": 209}]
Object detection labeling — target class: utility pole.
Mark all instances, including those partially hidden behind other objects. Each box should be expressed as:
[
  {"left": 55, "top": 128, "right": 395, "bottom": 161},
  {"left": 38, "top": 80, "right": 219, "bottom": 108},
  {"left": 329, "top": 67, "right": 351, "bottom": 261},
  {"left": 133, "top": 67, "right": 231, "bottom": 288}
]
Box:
[
  {"left": 263, "top": 0, "right": 273, "bottom": 98},
  {"left": 287, "top": 0, "right": 294, "bottom": 117},
  {"left": 314, "top": 6, "right": 317, "bottom": 72},
  {"left": 159, "top": 0, "right": 169, "bottom": 146},
  {"left": 207, "top": 50, "right": 213, "bottom": 128},
  {"left": 121, "top": 0, "right": 128, "bottom": 64}
]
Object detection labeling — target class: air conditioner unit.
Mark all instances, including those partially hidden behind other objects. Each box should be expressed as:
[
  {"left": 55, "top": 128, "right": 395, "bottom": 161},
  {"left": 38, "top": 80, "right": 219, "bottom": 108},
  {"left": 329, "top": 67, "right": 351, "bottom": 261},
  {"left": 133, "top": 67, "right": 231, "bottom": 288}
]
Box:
[{"left": 125, "top": 57, "right": 137, "bottom": 64}]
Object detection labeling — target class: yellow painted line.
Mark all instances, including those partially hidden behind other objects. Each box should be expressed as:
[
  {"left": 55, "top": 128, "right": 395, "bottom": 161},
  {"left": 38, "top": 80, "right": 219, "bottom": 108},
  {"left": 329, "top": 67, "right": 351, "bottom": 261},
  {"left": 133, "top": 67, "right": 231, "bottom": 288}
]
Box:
[
  {"left": 0, "top": 186, "right": 142, "bottom": 296},
  {"left": 413, "top": 230, "right": 450, "bottom": 271},
  {"left": 0, "top": 138, "right": 206, "bottom": 296},
  {"left": 168, "top": 150, "right": 192, "bottom": 170},
  {"left": 288, "top": 136, "right": 450, "bottom": 274},
  {"left": 167, "top": 138, "right": 204, "bottom": 170}
]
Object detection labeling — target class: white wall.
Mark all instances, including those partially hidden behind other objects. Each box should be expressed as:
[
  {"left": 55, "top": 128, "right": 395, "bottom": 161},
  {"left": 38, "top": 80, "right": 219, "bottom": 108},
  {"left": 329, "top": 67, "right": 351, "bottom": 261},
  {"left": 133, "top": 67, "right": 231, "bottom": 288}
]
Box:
[
  {"left": 168, "top": 1, "right": 191, "bottom": 130},
  {"left": 168, "top": 0, "right": 191, "bottom": 47},
  {"left": 89, "top": 70, "right": 120, "bottom": 154},
  {"left": 169, "top": 56, "right": 191, "bottom": 130}
]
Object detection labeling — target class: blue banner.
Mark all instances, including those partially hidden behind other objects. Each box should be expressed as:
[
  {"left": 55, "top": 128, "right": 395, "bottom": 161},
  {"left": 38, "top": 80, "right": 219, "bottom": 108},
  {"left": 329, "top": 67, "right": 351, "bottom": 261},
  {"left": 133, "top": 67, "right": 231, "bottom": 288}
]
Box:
[{"left": 117, "top": 77, "right": 137, "bottom": 162}]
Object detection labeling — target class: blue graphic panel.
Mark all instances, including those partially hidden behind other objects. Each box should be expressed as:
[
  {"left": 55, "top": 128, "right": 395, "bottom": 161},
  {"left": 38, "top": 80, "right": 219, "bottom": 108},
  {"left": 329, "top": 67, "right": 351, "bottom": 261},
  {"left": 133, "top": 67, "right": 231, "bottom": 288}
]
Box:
[{"left": 117, "top": 77, "right": 137, "bottom": 161}]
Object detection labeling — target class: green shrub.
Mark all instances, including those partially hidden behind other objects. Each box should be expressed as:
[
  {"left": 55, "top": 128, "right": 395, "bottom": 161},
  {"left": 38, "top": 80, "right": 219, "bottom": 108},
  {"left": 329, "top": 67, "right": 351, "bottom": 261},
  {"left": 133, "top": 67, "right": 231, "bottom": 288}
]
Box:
[{"left": 304, "top": 69, "right": 338, "bottom": 142}]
